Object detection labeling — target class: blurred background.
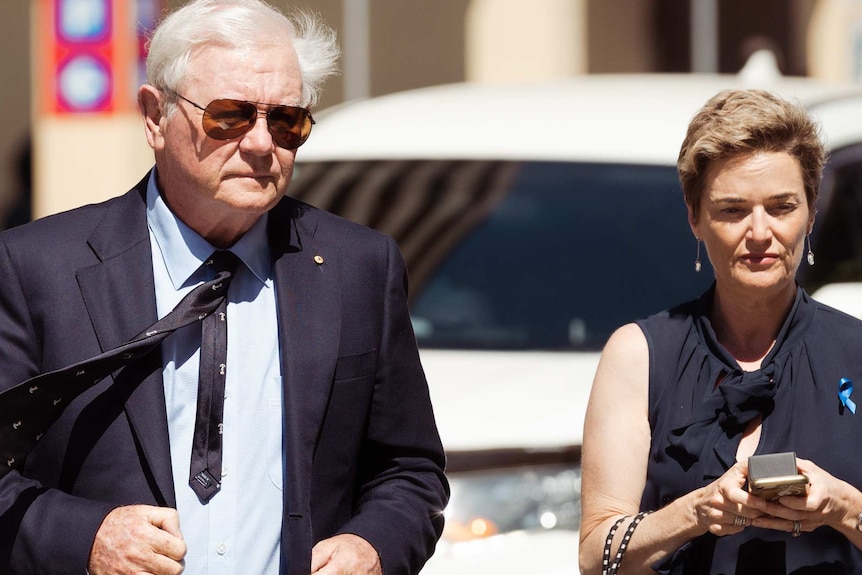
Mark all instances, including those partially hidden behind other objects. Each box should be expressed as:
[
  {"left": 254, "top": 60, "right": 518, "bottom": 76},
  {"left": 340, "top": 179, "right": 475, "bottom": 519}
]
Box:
[{"left": 5, "top": 0, "right": 862, "bottom": 227}]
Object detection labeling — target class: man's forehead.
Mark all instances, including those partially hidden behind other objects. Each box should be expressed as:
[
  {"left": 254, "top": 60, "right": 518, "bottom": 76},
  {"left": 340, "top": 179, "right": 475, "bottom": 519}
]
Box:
[{"left": 184, "top": 43, "right": 300, "bottom": 80}]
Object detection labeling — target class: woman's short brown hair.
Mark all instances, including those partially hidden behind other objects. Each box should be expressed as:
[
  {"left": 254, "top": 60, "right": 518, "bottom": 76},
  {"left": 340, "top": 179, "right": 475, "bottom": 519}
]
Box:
[{"left": 677, "top": 89, "right": 826, "bottom": 221}]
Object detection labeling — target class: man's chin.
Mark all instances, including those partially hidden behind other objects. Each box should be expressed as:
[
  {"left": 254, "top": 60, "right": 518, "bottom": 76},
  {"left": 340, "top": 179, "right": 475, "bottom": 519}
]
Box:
[{"left": 218, "top": 184, "right": 285, "bottom": 211}]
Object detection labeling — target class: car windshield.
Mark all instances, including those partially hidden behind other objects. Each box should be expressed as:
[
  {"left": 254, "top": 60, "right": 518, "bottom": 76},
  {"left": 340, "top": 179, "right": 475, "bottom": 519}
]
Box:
[{"left": 291, "top": 160, "right": 714, "bottom": 350}]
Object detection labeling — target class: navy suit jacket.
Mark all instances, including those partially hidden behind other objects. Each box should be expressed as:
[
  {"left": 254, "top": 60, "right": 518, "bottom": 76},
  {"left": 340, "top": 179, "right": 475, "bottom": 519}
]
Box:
[{"left": 0, "top": 175, "right": 448, "bottom": 574}]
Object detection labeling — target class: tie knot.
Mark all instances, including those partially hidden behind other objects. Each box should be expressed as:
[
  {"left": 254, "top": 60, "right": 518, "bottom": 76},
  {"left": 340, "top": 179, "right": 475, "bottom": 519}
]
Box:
[{"left": 206, "top": 251, "right": 242, "bottom": 276}]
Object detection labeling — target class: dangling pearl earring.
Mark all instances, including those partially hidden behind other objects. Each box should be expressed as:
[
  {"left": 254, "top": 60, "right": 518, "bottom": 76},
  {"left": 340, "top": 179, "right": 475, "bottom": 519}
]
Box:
[
  {"left": 806, "top": 233, "right": 815, "bottom": 266},
  {"left": 695, "top": 238, "right": 702, "bottom": 272}
]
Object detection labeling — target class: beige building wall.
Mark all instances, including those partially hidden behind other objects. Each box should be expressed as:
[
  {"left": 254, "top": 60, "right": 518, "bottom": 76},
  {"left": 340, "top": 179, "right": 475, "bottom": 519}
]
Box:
[
  {"left": 32, "top": 116, "right": 153, "bottom": 218},
  {"left": 587, "top": 0, "right": 657, "bottom": 73},
  {"left": 369, "top": 1, "right": 467, "bottom": 95},
  {"left": 808, "top": 0, "right": 862, "bottom": 82},
  {"left": 466, "top": 0, "right": 587, "bottom": 83}
]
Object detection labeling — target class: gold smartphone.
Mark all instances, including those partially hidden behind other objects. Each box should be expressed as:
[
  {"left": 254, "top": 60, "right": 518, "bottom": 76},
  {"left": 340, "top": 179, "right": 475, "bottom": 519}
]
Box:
[
  {"left": 748, "top": 452, "right": 809, "bottom": 501},
  {"left": 748, "top": 474, "right": 808, "bottom": 500}
]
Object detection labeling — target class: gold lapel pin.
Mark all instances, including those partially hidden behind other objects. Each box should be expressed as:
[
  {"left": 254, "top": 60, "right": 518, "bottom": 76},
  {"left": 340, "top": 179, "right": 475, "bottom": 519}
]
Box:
[{"left": 314, "top": 255, "right": 324, "bottom": 265}]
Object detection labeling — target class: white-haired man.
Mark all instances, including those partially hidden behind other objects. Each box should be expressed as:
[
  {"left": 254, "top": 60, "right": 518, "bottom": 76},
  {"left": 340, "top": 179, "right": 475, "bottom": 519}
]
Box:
[{"left": 0, "top": 1, "right": 447, "bottom": 574}]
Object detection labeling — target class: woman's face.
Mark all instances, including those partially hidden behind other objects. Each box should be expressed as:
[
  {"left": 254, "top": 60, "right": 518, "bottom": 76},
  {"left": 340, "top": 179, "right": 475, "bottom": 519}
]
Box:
[{"left": 690, "top": 151, "right": 814, "bottom": 297}]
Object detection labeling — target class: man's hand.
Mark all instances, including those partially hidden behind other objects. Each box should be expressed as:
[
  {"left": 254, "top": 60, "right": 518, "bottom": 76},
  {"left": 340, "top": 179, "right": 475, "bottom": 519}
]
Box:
[
  {"left": 88, "top": 505, "right": 186, "bottom": 575},
  {"left": 311, "top": 533, "right": 382, "bottom": 575}
]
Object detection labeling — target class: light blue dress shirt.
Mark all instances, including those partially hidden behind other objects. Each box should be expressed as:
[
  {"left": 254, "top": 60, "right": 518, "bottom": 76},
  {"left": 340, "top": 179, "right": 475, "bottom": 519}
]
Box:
[{"left": 146, "top": 171, "right": 284, "bottom": 575}]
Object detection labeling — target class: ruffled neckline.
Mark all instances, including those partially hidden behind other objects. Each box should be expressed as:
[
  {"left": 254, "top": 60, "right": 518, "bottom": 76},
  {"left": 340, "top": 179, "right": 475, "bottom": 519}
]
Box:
[{"left": 665, "top": 284, "right": 816, "bottom": 479}]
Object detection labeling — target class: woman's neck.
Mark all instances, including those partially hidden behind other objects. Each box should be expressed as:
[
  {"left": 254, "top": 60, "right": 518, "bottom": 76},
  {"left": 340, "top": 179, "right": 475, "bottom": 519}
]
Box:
[{"left": 710, "top": 282, "right": 797, "bottom": 369}]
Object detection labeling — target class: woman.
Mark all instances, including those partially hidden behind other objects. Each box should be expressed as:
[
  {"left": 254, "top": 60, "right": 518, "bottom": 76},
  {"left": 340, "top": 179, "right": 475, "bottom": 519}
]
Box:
[{"left": 579, "top": 89, "right": 862, "bottom": 574}]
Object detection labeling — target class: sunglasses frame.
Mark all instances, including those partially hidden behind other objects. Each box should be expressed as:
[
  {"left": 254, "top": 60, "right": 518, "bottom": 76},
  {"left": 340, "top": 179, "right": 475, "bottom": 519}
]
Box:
[{"left": 165, "top": 90, "right": 315, "bottom": 150}]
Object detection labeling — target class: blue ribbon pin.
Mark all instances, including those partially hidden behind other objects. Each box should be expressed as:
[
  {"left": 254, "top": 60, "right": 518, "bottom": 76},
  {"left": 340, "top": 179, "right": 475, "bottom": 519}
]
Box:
[{"left": 839, "top": 377, "right": 857, "bottom": 414}]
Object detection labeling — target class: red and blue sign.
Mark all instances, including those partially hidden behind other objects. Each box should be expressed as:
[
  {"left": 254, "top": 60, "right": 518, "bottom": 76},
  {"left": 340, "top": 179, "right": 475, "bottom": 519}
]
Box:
[{"left": 38, "top": 0, "right": 164, "bottom": 115}]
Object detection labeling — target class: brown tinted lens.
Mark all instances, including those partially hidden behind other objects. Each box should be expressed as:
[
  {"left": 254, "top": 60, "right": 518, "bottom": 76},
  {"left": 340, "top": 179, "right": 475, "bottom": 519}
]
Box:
[
  {"left": 267, "top": 106, "right": 313, "bottom": 149},
  {"left": 201, "top": 99, "right": 257, "bottom": 139}
]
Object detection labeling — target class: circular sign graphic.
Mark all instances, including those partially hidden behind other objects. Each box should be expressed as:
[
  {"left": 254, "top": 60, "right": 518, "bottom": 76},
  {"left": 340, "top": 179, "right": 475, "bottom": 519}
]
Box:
[
  {"left": 58, "top": 0, "right": 109, "bottom": 43},
  {"left": 57, "top": 55, "right": 112, "bottom": 111}
]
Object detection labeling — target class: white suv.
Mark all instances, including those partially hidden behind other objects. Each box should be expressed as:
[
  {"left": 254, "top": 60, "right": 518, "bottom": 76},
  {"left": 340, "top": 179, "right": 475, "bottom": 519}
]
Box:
[{"left": 291, "top": 69, "right": 862, "bottom": 574}]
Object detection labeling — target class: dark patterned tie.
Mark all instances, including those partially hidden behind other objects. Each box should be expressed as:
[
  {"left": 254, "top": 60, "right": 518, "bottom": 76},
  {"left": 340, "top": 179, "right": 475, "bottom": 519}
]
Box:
[
  {"left": 0, "top": 258, "right": 238, "bottom": 480},
  {"left": 188, "top": 251, "right": 241, "bottom": 501}
]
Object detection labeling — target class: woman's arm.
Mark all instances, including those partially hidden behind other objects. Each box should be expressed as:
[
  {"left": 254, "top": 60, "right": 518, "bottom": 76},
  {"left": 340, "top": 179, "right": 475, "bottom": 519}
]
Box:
[{"left": 579, "top": 323, "right": 766, "bottom": 574}]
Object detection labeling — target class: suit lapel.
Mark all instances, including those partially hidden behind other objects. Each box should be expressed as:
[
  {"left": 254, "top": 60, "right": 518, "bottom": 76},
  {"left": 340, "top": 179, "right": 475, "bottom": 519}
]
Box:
[
  {"left": 75, "top": 188, "right": 341, "bottom": 513},
  {"left": 79, "top": 181, "right": 155, "bottom": 351},
  {"left": 77, "top": 178, "right": 176, "bottom": 506},
  {"left": 269, "top": 199, "right": 341, "bottom": 514}
]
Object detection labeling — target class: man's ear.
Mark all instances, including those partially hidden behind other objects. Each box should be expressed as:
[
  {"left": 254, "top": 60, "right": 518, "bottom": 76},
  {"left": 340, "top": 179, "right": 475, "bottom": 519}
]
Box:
[{"left": 138, "top": 85, "right": 164, "bottom": 150}]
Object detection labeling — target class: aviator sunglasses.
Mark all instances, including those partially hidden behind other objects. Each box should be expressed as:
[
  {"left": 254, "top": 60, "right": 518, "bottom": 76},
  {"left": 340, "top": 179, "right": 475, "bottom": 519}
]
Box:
[{"left": 167, "top": 90, "right": 315, "bottom": 150}]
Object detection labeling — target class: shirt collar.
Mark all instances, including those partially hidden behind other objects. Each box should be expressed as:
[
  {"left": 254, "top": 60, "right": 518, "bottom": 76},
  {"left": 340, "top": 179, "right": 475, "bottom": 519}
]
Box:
[{"left": 146, "top": 168, "right": 272, "bottom": 289}]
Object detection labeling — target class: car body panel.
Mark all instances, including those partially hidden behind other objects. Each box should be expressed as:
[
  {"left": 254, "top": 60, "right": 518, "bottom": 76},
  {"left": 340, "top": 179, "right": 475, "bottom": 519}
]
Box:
[
  {"left": 421, "top": 349, "right": 596, "bottom": 452},
  {"left": 302, "top": 75, "right": 862, "bottom": 164},
  {"left": 422, "top": 531, "right": 579, "bottom": 575}
]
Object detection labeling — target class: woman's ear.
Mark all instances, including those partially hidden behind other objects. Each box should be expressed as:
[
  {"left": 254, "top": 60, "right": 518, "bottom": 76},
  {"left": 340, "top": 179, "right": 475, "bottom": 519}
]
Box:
[
  {"left": 687, "top": 203, "right": 700, "bottom": 238},
  {"left": 138, "top": 85, "right": 164, "bottom": 150}
]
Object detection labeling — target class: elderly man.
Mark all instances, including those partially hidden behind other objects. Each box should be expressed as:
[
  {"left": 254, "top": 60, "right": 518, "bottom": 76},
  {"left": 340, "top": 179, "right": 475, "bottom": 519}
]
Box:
[{"left": 0, "top": 1, "right": 448, "bottom": 574}]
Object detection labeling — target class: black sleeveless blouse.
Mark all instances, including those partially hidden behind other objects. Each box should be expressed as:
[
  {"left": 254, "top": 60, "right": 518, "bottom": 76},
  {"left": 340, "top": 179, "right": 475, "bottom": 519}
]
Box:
[{"left": 637, "top": 285, "right": 862, "bottom": 574}]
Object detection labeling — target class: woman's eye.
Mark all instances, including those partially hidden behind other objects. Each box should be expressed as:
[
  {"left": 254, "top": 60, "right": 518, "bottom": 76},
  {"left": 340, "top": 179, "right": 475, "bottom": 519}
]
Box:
[{"left": 771, "top": 203, "right": 797, "bottom": 214}]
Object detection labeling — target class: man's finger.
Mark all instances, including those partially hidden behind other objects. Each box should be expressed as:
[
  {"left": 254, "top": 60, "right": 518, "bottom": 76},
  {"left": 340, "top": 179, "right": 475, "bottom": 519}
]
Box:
[
  {"left": 311, "top": 540, "right": 334, "bottom": 573},
  {"left": 146, "top": 508, "right": 186, "bottom": 561},
  {"left": 148, "top": 506, "right": 184, "bottom": 540}
]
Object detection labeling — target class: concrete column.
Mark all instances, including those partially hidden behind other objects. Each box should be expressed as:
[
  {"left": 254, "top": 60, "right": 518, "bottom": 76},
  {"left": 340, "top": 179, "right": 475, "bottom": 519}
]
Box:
[
  {"left": 33, "top": 117, "right": 152, "bottom": 218},
  {"left": 808, "top": 0, "right": 862, "bottom": 83},
  {"left": 465, "top": 0, "right": 587, "bottom": 83}
]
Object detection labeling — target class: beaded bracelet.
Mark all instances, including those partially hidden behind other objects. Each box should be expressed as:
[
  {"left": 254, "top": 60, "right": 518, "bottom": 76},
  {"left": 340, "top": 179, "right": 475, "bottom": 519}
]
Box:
[
  {"left": 602, "top": 511, "right": 653, "bottom": 575},
  {"left": 602, "top": 516, "right": 628, "bottom": 575}
]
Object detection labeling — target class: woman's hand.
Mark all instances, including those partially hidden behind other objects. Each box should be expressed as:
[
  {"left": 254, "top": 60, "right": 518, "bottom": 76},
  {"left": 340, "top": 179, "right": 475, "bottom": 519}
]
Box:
[
  {"left": 688, "top": 460, "right": 768, "bottom": 536},
  {"left": 750, "top": 457, "right": 862, "bottom": 536}
]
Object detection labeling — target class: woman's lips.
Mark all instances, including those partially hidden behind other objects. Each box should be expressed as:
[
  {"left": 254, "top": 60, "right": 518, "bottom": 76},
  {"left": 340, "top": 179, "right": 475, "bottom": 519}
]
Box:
[{"left": 742, "top": 253, "right": 779, "bottom": 264}]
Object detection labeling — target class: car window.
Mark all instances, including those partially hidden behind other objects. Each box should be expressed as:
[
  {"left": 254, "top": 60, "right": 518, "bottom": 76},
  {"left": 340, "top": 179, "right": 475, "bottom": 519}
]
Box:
[
  {"left": 801, "top": 143, "right": 862, "bottom": 291},
  {"left": 291, "top": 160, "right": 714, "bottom": 350}
]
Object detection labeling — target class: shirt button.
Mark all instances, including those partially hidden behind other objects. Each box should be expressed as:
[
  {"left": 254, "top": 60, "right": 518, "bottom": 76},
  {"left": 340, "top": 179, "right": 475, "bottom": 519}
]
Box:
[
  {"left": 221, "top": 466, "right": 228, "bottom": 478},
  {"left": 216, "top": 543, "right": 227, "bottom": 555}
]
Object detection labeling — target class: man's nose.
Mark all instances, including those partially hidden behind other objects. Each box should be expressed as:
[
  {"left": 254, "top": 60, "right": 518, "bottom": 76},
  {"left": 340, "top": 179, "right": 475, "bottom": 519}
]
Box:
[{"left": 239, "top": 112, "right": 275, "bottom": 154}]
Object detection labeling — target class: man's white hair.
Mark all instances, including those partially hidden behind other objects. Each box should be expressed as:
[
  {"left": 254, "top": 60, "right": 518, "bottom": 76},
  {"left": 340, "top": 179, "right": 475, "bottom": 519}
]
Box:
[{"left": 146, "top": 0, "right": 340, "bottom": 110}]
